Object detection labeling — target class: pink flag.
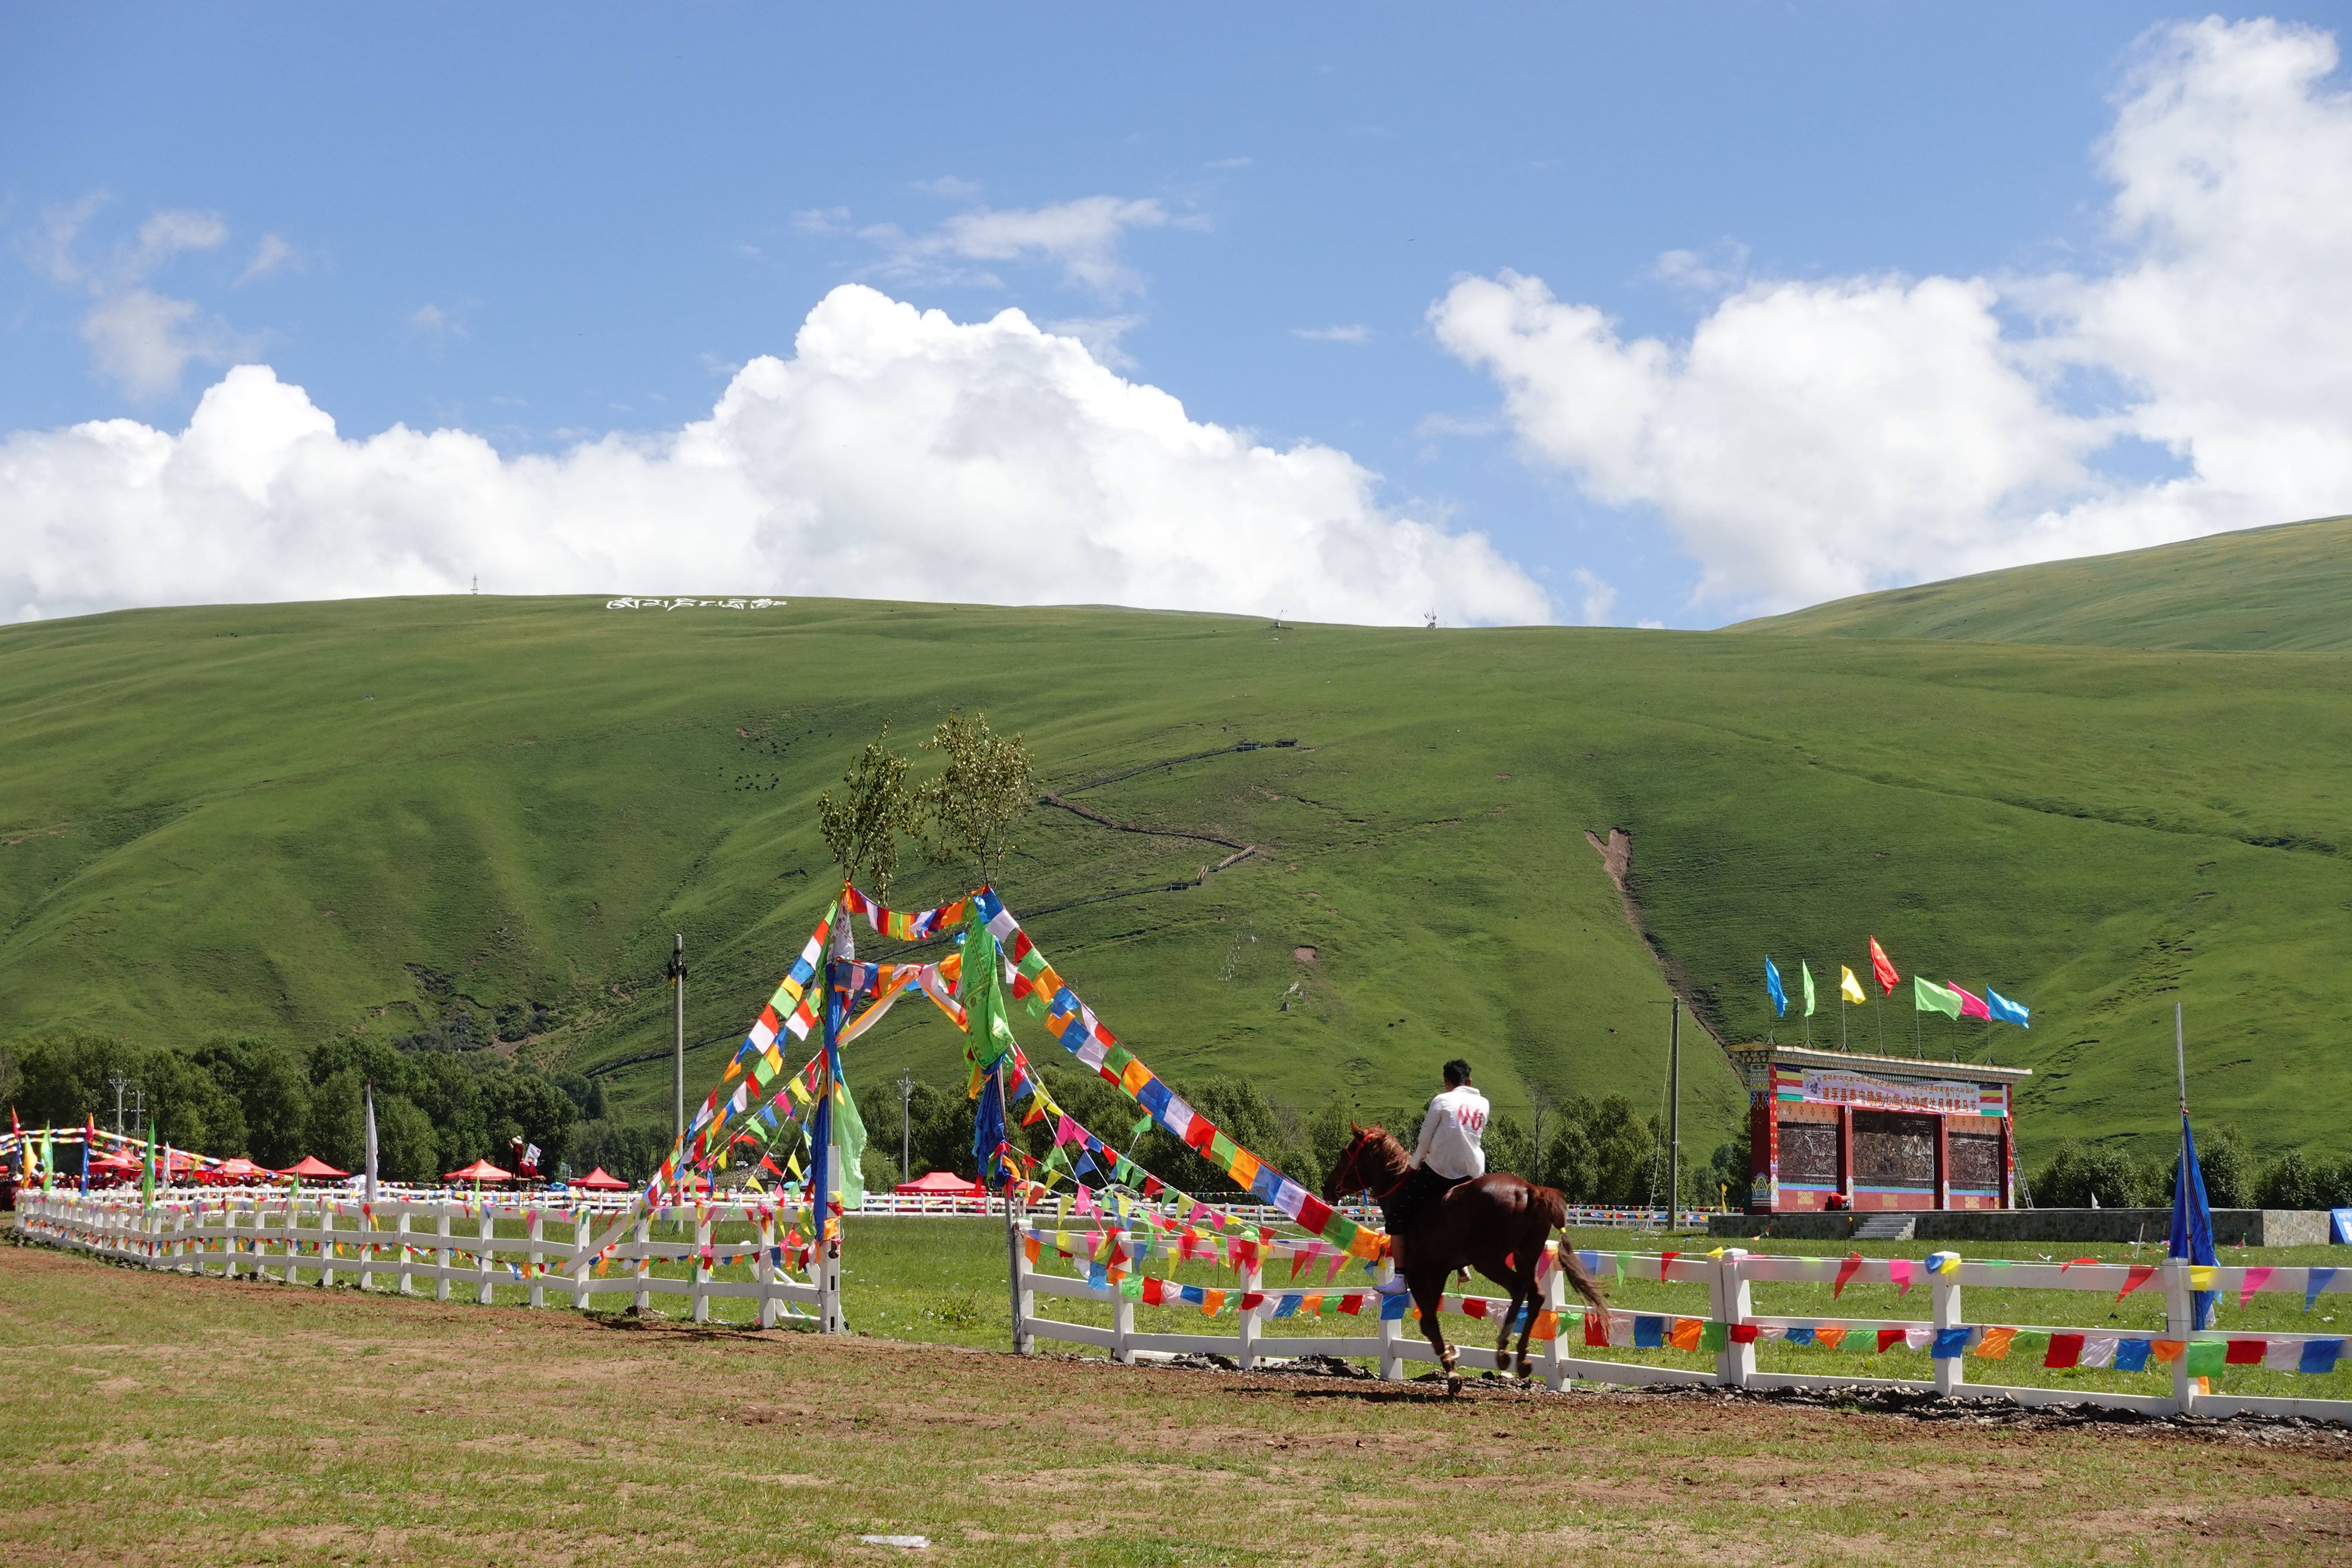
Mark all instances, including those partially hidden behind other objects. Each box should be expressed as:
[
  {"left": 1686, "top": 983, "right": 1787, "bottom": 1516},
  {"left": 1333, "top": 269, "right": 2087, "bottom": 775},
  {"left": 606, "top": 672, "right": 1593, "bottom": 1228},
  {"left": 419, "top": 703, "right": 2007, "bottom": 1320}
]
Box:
[
  {"left": 1950, "top": 984, "right": 1991, "bottom": 1021},
  {"left": 1054, "top": 1115, "right": 1084, "bottom": 1148},
  {"left": 1888, "top": 1258, "right": 1915, "bottom": 1296},
  {"left": 2241, "top": 1266, "right": 2274, "bottom": 1308}
]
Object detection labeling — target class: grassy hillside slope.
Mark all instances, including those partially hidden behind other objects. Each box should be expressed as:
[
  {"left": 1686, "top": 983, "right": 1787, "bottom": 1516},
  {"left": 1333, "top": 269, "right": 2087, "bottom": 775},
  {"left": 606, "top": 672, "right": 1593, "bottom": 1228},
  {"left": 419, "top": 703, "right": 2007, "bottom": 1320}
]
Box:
[
  {"left": 1738, "top": 514, "right": 2352, "bottom": 650},
  {"left": 4, "top": 594, "right": 2350, "bottom": 1168}
]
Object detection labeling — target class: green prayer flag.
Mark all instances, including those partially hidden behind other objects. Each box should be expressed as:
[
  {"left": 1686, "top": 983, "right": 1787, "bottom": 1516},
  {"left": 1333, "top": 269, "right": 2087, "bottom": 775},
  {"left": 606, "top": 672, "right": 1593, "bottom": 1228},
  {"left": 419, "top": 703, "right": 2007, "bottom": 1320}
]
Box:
[
  {"left": 1130, "top": 1113, "right": 1152, "bottom": 1146},
  {"left": 1913, "top": 975, "right": 1964, "bottom": 1019},
  {"left": 2184, "top": 1339, "right": 2227, "bottom": 1378},
  {"left": 830, "top": 1078, "right": 868, "bottom": 1212},
  {"left": 1801, "top": 963, "right": 1817, "bottom": 1018},
  {"left": 1700, "top": 1320, "right": 1727, "bottom": 1353},
  {"left": 959, "top": 903, "right": 1018, "bottom": 1071},
  {"left": 141, "top": 1120, "right": 157, "bottom": 1209}
]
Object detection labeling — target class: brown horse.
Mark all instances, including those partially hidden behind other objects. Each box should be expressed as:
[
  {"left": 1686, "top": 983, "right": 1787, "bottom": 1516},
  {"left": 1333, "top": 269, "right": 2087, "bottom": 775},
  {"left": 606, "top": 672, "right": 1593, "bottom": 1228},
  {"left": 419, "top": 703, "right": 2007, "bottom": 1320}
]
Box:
[{"left": 1323, "top": 1124, "right": 1605, "bottom": 1393}]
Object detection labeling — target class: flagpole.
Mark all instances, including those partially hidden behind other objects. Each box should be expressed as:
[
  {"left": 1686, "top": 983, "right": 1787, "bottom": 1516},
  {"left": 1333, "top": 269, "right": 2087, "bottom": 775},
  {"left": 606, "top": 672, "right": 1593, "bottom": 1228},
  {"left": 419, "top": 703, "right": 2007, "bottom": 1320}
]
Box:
[{"left": 2176, "top": 1001, "right": 2187, "bottom": 1114}]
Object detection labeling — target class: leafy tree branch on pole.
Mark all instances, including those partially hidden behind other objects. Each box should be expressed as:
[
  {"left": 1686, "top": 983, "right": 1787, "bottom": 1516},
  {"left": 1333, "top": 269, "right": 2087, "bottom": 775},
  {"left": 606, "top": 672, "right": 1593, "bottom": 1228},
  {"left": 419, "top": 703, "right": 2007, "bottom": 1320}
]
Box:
[{"left": 918, "top": 710, "right": 1035, "bottom": 891}]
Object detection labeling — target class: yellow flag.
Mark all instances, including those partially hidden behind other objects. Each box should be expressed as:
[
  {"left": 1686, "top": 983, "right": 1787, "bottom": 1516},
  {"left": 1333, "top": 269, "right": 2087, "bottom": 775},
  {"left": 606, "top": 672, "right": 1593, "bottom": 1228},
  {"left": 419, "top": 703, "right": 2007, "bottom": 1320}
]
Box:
[{"left": 1839, "top": 965, "right": 1868, "bottom": 1005}]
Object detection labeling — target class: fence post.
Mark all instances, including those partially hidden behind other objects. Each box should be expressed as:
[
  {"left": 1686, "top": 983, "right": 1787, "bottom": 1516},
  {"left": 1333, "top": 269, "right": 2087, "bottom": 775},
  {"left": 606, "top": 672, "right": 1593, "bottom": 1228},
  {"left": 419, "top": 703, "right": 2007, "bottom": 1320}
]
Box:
[
  {"left": 475, "top": 1204, "right": 496, "bottom": 1305},
  {"left": 633, "top": 1210, "right": 653, "bottom": 1314},
  {"left": 434, "top": 1207, "right": 453, "bottom": 1302},
  {"left": 756, "top": 1207, "right": 778, "bottom": 1329},
  {"left": 1932, "top": 1262, "right": 1966, "bottom": 1397},
  {"left": 1011, "top": 1217, "right": 1035, "bottom": 1357},
  {"left": 356, "top": 1201, "right": 375, "bottom": 1293},
  {"left": 396, "top": 1210, "right": 414, "bottom": 1295},
  {"left": 2166, "top": 1259, "right": 2198, "bottom": 1416},
  {"left": 692, "top": 1204, "right": 712, "bottom": 1325},
  {"left": 527, "top": 1207, "right": 545, "bottom": 1309},
  {"left": 572, "top": 1205, "right": 594, "bottom": 1312},
  {"left": 1238, "top": 1248, "right": 1264, "bottom": 1371},
  {"left": 1715, "top": 1248, "right": 1754, "bottom": 1389},
  {"left": 319, "top": 1200, "right": 338, "bottom": 1290},
  {"left": 1376, "top": 1259, "right": 1405, "bottom": 1382},
  {"left": 1542, "top": 1244, "right": 1569, "bottom": 1391}
]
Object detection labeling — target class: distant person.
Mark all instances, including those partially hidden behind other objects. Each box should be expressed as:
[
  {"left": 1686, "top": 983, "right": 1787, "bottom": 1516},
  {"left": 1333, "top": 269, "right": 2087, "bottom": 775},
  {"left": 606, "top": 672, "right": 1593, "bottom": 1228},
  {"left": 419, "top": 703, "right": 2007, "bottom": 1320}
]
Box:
[{"left": 1395, "top": 1058, "right": 1488, "bottom": 1227}]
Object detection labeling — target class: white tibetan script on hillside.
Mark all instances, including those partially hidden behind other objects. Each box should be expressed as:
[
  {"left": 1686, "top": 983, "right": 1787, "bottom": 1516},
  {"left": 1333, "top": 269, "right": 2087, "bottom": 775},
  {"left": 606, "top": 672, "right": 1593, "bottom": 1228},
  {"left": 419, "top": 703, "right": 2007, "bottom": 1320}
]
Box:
[{"left": 606, "top": 597, "right": 786, "bottom": 610}]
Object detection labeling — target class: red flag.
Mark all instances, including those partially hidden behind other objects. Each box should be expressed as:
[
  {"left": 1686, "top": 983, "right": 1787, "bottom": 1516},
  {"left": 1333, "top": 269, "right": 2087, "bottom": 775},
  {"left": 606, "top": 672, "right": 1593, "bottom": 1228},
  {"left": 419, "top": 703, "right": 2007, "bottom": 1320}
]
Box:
[
  {"left": 1869, "top": 938, "right": 1900, "bottom": 995},
  {"left": 1833, "top": 1252, "right": 1864, "bottom": 1300}
]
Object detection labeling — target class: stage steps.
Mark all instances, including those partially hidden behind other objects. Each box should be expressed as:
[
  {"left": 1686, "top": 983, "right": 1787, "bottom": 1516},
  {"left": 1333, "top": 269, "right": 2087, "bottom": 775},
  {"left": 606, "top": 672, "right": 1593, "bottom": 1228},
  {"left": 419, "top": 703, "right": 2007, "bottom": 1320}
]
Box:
[{"left": 1852, "top": 1214, "right": 1917, "bottom": 1241}]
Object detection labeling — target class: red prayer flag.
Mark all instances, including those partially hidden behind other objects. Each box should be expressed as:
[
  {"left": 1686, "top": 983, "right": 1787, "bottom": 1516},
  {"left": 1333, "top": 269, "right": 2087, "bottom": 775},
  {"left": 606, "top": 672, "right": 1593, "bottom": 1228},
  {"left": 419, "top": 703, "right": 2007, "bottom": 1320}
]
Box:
[
  {"left": 2225, "top": 1339, "right": 2266, "bottom": 1365},
  {"left": 1877, "top": 1328, "right": 1905, "bottom": 1353},
  {"left": 1730, "top": 1323, "right": 1760, "bottom": 1344},
  {"left": 1869, "top": 938, "right": 1900, "bottom": 995},
  {"left": 1833, "top": 1252, "right": 1864, "bottom": 1300},
  {"left": 2044, "top": 1333, "right": 2085, "bottom": 1369},
  {"left": 2116, "top": 1264, "right": 2158, "bottom": 1302}
]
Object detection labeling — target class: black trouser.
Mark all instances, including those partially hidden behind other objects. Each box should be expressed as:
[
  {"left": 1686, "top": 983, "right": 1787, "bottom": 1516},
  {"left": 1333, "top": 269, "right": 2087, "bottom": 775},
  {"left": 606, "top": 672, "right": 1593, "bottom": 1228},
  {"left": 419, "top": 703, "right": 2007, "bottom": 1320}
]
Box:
[{"left": 1390, "top": 1166, "right": 1467, "bottom": 1232}]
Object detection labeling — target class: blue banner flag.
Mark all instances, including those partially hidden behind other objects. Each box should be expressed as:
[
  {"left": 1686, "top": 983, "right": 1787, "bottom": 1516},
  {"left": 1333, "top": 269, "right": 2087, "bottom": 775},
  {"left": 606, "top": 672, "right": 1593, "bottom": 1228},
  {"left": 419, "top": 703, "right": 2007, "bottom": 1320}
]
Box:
[
  {"left": 2170, "top": 1113, "right": 2220, "bottom": 1330},
  {"left": 1764, "top": 959, "right": 1787, "bottom": 1018},
  {"left": 1986, "top": 988, "right": 2031, "bottom": 1027}
]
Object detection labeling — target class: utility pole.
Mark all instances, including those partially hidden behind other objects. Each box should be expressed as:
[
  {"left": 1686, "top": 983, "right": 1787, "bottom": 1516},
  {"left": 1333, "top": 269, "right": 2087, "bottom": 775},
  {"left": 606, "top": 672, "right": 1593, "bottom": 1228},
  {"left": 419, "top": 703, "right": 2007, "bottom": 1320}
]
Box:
[
  {"left": 108, "top": 1071, "right": 129, "bottom": 1135},
  {"left": 898, "top": 1067, "right": 914, "bottom": 1183},
  {"left": 667, "top": 934, "right": 687, "bottom": 1149},
  {"left": 1668, "top": 999, "right": 1682, "bottom": 1231}
]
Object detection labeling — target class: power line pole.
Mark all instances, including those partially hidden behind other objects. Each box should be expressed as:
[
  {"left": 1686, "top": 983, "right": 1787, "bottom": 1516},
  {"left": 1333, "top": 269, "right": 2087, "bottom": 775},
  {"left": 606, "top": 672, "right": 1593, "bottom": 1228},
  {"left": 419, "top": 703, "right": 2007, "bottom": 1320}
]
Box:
[
  {"left": 898, "top": 1067, "right": 914, "bottom": 1183},
  {"left": 1667, "top": 998, "right": 1682, "bottom": 1231},
  {"left": 667, "top": 934, "right": 687, "bottom": 1150}
]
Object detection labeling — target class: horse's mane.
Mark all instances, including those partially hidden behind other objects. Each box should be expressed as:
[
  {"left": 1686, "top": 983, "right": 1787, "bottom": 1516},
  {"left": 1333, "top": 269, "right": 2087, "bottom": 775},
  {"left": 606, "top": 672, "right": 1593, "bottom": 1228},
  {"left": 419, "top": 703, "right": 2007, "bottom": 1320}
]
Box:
[{"left": 1351, "top": 1124, "right": 1410, "bottom": 1177}]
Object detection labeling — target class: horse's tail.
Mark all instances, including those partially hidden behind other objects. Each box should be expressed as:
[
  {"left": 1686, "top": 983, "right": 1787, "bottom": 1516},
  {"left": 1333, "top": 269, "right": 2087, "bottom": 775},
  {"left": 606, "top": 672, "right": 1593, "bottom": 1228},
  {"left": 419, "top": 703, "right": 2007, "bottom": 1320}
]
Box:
[{"left": 1536, "top": 1185, "right": 1608, "bottom": 1310}]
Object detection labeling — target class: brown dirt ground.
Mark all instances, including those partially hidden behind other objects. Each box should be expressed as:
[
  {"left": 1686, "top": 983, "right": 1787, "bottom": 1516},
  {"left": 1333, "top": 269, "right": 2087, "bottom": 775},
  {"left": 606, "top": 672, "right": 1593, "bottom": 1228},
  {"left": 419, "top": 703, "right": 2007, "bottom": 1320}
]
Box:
[{"left": 5, "top": 1243, "right": 2351, "bottom": 1565}]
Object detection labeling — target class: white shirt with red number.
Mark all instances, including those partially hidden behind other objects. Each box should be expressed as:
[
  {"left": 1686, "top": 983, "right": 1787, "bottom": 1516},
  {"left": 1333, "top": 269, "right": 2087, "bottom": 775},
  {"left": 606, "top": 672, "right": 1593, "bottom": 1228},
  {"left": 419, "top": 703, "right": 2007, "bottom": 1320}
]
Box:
[{"left": 1412, "top": 1085, "right": 1489, "bottom": 1180}]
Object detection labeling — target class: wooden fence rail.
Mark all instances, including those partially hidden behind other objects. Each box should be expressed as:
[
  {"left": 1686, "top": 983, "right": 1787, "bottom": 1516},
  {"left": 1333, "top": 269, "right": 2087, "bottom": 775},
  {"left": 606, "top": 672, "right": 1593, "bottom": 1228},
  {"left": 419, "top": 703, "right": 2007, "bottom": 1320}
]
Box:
[
  {"left": 1015, "top": 1229, "right": 2352, "bottom": 1423},
  {"left": 19, "top": 1188, "right": 838, "bottom": 1330}
]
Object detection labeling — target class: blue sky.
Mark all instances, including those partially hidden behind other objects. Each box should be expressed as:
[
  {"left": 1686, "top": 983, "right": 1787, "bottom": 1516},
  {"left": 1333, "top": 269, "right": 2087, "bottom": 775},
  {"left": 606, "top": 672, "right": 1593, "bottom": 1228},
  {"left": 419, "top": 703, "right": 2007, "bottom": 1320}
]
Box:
[{"left": 6, "top": 6, "right": 2352, "bottom": 627}]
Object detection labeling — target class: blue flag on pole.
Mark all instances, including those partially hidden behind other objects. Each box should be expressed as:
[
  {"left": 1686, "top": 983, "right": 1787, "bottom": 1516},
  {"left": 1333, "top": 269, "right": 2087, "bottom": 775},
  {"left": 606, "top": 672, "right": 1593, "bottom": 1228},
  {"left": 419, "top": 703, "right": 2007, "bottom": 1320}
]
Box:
[
  {"left": 1986, "top": 988, "right": 2031, "bottom": 1027},
  {"left": 2169, "top": 1112, "right": 2220, "bottom": 1329},
  {"left": 1764, "top": 959, "right": 1787, "bottom": 1017}
]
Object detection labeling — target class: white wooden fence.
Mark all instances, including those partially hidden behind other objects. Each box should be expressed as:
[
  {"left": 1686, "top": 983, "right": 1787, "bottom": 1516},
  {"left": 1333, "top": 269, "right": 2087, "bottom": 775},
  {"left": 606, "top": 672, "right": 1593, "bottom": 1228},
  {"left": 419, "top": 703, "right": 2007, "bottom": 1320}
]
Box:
[
  {"left": 1015, "top": 1232, "right": 2352, "bottom": 1422},
  {"left": 19, "top": 1188, "right": 837, "bottom": 1329}
]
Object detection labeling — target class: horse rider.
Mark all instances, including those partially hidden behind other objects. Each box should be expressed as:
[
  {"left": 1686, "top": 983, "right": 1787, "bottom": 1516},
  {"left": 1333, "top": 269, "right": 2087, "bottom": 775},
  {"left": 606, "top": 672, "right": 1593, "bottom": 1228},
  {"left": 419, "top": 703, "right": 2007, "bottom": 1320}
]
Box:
[{"left": 1394, "top": 1057, "right": 1488, "bottom": 1229}]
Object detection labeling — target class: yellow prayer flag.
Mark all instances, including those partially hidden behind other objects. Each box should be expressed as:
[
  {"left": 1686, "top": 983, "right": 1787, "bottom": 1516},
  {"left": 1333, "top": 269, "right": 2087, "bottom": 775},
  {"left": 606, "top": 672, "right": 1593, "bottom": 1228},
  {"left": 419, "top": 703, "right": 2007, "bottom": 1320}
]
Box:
[{"left": 1840, "top": 966, "right": 1868, "bottom": 1006}]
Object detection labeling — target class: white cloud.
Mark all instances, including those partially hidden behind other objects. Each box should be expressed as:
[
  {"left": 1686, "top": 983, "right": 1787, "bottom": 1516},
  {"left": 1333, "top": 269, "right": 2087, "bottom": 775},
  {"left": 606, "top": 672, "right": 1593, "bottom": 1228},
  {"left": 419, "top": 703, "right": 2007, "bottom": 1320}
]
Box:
[
  {"left": 908, "top": 196, "right": 1182, "bottom": 300},
  {"left": 0, "top": 285, "right": 1549, "bottom": 629},
  {"left": 1292, "top": 325, "right": 1371, "bottom": 343},
  {"left": 1568, "top": 567, "right": 1617, "bottom": 626},
  {"left": 34, "top": 198, "right": 246, "bottom": 399},
  {"left": 1042, "top": 313, "right": 1144, "bottom": 371},
  {"left": 236, "top": 232, "right": 293, "bottom": 285},
  {"left": 1432, "top": 18, "right": 2352, "bottom": 615}
]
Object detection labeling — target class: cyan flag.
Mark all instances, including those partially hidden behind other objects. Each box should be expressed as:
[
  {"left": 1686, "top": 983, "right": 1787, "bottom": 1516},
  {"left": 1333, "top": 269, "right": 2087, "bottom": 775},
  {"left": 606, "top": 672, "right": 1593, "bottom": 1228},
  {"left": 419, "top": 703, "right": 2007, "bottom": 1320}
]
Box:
[
  {"left": 1987, "top": 988, "right": 2031, "bottom": 1027},
  {"left": 1764, "top": 958, "right": 1787, "bottom": 1017}
]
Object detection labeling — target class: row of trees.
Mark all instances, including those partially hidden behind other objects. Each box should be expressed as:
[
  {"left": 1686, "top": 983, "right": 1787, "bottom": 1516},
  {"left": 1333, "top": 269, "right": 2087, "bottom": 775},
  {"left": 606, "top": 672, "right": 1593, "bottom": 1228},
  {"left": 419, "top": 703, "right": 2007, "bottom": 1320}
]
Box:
[
  {"left": 866, "top": 1062, "right": 1736, "bottom": 1210},
  {"left": 2033, "top": 1129, "right": 2352, "bottom": 1210},
  {"left": 4, "top": 1032, "right": 591, "bottom": 1182}
]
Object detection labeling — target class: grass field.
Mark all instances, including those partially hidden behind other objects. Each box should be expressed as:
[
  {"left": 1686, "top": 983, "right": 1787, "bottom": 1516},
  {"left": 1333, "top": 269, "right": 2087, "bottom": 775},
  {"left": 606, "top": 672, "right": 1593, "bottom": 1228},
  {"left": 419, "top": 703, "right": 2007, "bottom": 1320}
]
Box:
[
  {"left": 1740, "top": 514, "right": 2352, "bottom": 652},
  {"left": 7, "top": 1226, "right": 2352, "bottom": 1565},
  {"left": 4, "top": 556, "right": 2352, "bottom": 1166}
]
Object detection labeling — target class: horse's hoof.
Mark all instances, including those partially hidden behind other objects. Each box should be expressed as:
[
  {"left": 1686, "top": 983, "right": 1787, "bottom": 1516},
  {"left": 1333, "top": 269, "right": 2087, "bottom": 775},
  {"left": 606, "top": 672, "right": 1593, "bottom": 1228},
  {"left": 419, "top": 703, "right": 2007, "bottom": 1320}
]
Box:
[{"left": 1446, "top": 1374, "right": 1464, "bottom": 1397}]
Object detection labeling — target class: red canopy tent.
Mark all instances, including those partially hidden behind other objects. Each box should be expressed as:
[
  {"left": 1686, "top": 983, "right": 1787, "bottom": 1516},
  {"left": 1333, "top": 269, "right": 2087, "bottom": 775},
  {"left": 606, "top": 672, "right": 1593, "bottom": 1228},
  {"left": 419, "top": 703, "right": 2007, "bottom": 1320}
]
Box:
[
  {"left": 894, "top": 1170, "right": 984, "bottom": 1198},
  {"left": 88, "top": 1153, "right": 142, "bottom": 1178},
  {"left": 208, "top": 1156, "right": 270, "bottom": 1183},
  {"left": 572, "top": 1166, "right": 629, "bottom": 1191},
  {"left": 444, "top": 1158, "right": 514, "bottom": 1184},
  {"left": 278, "top": 1155, "right": 349, "bottom": 1179}
]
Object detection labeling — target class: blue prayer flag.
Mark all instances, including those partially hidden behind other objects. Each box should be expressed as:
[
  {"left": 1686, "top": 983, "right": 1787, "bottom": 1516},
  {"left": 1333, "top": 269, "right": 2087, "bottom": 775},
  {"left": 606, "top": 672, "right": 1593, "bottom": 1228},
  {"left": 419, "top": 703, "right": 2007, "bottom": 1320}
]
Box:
[
  {"left": 1765, "top": 959, "right": 1787, "bottom": 1018},
  {"left": 2170, "top": 1114, "right": 2221, "bottom": 1330},
  {"left": 1379, "top": 1292, "right": 1411, "bottom": 1321},
  {"left": 1986, "top": 988, "right": 2031, "bottom": 1027},
  {"left": 1633, "top": 1314, "right": 1666, "bottom": 1348},
  {"left": 1273, "top": 1295, "right": 1300, "bottom": 1319},
  {"left": 1931, "top": 1327, "right": 1973, "bottom": 1360},
  {"left": 2114, "top": 1338, "right": 2153, "bottom": 1372},
  {"left": 2306, "top": 1268, "right": 2337, "bottom": 1312},
  {"left": 1785, "top": 1326, "right": 1816, "bottom": 1346},
  {"left": 2300, "top": 1339, "right": 2345, "bottom": 1375}
]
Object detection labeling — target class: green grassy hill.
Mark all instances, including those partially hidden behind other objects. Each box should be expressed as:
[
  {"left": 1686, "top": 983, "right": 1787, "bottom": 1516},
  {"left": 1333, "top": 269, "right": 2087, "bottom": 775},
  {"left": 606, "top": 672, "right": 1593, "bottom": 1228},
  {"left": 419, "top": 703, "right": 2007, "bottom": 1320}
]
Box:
[
  {"left": 4, "top": 591, "right": 2350, "bottom": 1170},
  {"left": 1738, "top": 514, "right": 2352, "bottom": 651}
]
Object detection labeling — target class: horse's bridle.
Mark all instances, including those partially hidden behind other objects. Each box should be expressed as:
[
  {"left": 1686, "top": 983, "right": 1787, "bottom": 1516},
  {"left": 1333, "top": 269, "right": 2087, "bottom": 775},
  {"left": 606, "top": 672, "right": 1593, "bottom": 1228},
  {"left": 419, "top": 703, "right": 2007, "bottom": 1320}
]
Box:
[{"left": 1336, "top": 1134, "right": 1412, "bottom": 1205}]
